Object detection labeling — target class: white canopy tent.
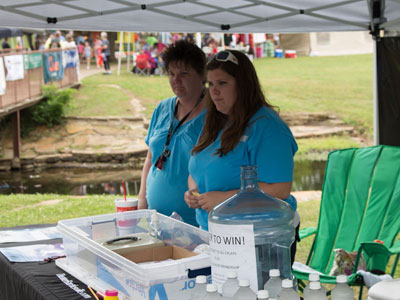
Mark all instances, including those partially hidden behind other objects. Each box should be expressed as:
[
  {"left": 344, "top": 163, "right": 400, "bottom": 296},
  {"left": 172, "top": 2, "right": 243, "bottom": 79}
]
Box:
[{"left": 1, "top": 0, "right": 399, "bottom": 145}]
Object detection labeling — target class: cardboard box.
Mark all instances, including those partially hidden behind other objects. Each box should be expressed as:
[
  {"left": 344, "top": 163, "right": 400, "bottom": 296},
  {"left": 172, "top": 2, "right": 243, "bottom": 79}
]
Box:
[{"left": 121, "top": 245, "right": 197, "bottom": 263}]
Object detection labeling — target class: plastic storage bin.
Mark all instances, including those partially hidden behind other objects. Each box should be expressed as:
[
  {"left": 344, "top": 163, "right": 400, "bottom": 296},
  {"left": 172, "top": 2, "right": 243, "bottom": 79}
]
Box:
[{"left": 57, "top": 210, "right": 210, "bottom": 300}]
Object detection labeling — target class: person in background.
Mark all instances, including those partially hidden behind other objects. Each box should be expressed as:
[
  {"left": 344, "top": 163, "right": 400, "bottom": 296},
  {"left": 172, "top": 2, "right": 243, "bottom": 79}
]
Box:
[
  {"left": 62, "top": 33, "right": 76, "bottom": 49},
  {"left": 185, "top": 51, "right": 300, "bottom": 261},
  {"left": 84, "top": 40, "right": 92, "bottom": 70},
  {"left": 2, "top": 37, "right": 11, "bottom": 49},
  {"left": 100, "top": 32, "right": 111, "bottom": 75},
  {"left": 137, "top": 40, "right": 207, "bottom": 226}
]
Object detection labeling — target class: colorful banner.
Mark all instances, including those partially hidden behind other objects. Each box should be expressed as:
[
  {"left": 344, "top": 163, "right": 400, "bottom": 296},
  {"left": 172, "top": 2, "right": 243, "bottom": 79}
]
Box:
[
  {"left": 0, "top": 57, "right": 5, "bottom": 95},
  {"left": 63, "top": 49, "right": 78, "bottom": 69},
  {"left": 43, "top": 51, "right": 64, "bottom": 83},
  {"left": 4, "top": 55, "right": 24, "bottom": 81},
  {"left": 23, "top": 53, "right": 43, "bottom": 70}
]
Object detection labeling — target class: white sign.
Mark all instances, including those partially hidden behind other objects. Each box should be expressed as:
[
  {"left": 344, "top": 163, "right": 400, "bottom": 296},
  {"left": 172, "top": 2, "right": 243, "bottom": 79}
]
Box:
[
  {"left": 4, "top": 55, "right": 24, "bottom": 81},
  {"left": 0, "top": 57, "right": 5, "bottom": 95},
  {"left": 208, "top": 223, "right": 258, "bottom": 293}
]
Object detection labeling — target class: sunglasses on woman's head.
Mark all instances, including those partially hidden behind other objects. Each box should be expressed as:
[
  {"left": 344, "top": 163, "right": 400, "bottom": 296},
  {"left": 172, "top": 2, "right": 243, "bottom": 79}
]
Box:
[{"left": 209, "top": 51, "right": 239, "bottom": 65}]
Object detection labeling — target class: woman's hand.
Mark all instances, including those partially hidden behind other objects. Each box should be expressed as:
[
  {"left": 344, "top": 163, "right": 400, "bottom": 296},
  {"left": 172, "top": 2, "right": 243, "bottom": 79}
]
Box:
[
  {"left": 184, "top": 189, "right": 202, "bottom": 209},
  {"left": 197, "top": 190, "right": 237, "bottom": 213}
]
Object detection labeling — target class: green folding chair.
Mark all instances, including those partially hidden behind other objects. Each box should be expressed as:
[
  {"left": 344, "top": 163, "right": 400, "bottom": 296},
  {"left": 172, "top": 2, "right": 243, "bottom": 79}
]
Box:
[{"left": 293, "top": 145, "right": 400, "bottom": 299}]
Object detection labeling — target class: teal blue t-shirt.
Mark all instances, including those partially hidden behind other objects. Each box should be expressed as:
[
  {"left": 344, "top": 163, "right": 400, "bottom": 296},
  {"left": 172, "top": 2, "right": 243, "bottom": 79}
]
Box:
[
  {"left": 188, "top": 106, "right": 298, "bottom": 230},
  {"left": 145, "top": 96, "right": 205, "bottom": 226}
]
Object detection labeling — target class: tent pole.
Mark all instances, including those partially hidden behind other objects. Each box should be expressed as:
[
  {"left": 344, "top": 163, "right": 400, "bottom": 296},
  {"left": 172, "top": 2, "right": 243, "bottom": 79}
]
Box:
[
  {"left": 117, "top": 31, "right": 123, "bottom": 76},
  {"left": 127, "top": 32, "right": 131, "bottom": 72},
  {"left": 196, "top": 32, "right": 202, "bottom": 48},
  {"left": 373, "top": 38, "right": 379, "bottom": 145}
]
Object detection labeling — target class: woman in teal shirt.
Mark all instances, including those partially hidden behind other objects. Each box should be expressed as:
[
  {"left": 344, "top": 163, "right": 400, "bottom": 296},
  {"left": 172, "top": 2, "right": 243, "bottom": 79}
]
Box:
[
  {"left": 185, "top": 50, "right": 298, "bottom": 231},
  {"left": 138, "top": 41, "right": 207, "bottom": 226}
]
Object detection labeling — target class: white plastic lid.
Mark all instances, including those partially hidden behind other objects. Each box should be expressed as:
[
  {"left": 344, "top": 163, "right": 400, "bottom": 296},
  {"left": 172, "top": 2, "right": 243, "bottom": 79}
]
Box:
[
  {"left": 336, "top": 275, "right": 348, "bottom": 283},
  {"left": 309, "top": 281, "right": 321, "bottom": 290},
  {"left": 269, "top": 269, "right": 280, "bottom": 277},
  {"left": 206, "top": 283, "right": 218, "bottom": 293},
  {"left": 309, "top": 273, "right": 320, "bottom": 282},
  {"left": 239, "top": 279, "right": 250, "bottom": 287},
  {"left": 257, "top": 290, "right": 269, "bottom": 298},
  {"left": 282, "top": 279, "right": 293, "bottom": 288},
  {"left": 227, "top": 270, "right": 238, "bottom": 279},
  {"left": 368, "top": 279, "right": 400, "bottom": 299},
  {"left": 196, "top": 275, "right": 207, "bottom": 284}
]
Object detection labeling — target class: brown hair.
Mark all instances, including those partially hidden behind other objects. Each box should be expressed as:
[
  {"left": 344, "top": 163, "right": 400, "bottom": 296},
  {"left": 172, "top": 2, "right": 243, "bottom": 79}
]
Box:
[{"left": 192, "top": 50, "right": 275, "bottom": 156}]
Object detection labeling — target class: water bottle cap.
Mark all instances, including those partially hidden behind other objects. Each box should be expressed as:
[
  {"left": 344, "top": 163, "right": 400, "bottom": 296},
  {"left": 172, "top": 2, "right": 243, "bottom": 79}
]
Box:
[
  {"left": 282, "top": 279, "right": 293, "bottom": 288},
  {"left": 196, "top": 275, "right": 207, "bottom": 284},
  {"left": 239, "top": 279, "right": 250, "bottom": 287},
  {"left": 269, "top": 269, "right": 280, "bottom": 277},
  {"left": 105, "top": 289, "right": 118, "bottom": 296},
  {"left": 206, "top": 283, "right": 217, "bottom": 293},
  {"left": 257, "top": 290, "right": 269, "bottom": 298},
  {"left": 227, "top": 270, "right": 238, "bottom": 279},
  {"left": 336, "top": 275, "right": 348, "bottom": 283},
  {"left": 309, "top": 273, "right": 320, "bottom": 281},
  {"left": 309, "top": 281, "right": 321, "bottom": 290}
]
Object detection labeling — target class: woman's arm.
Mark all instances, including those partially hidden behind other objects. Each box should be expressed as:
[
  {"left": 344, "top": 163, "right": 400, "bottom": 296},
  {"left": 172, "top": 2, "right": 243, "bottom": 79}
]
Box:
[
  {"left": 258, "top": 181, "right": 292, "bottom": 200},
  {"left": 138, "top": 149, "right": 152, "bottom": 209}
]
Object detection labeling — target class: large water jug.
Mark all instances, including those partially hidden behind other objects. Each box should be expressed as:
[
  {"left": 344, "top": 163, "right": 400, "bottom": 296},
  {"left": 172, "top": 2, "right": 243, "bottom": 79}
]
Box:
[
  {"left": 331, "top": 275, "right": 354, "bottom": 300},
  {"left": 204, "top": 284, "right": 222, "bottom": 300},
  {"left": 190, "top": 275, "right": 207, "bottom": 300},
  {"left": 264, "top": 269, "right": 282, "bottom": 298},
  {"left": 222, "top": 270, "right": 239, "bottom": 299},
  {"left": 208, "top": 165, "right": 295, "bottom": 292},
  {"left": 233, "top": 279, "right": 257, "bottom": 300},
  {"left": 277, "top": 279, "right": 299, "bottom": 300},
  {"left": 303, "top": 273, "right": 326, "bottom": 298},
  {"left": 304, "top": 282, "right": 326, "bottom": 300}
]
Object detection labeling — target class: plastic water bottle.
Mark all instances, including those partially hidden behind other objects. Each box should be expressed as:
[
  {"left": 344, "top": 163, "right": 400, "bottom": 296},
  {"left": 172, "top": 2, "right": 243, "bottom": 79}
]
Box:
[
  {"left": 209, "top": 166, "right": 295, "bottom": 290},
  {"left": 190, "top": 275, "right": 207, "bottom": 300},
  {"left": 331, "top": 275, "right": 354, "bottom": 300},
  {"left": 233, "top": 279, "right": 257, "bottom": 300},
  {"left": 150, "top": 210, "right": 161, "bottom": 239},
  {"left": 264, "top": 269, "right": 282, "bottom": 299},
  {"left": 303, "top": 273, "right": 326, "bottom": 298},
  {"left": 277, "top": 279, "right": 299, "bottom": 300},
  {"left": 304, "top": 282, "right": 326, "bottom": 300},
  {"left": 204, "top": 283, "right": 222, "bottom": 300},
  {"left": 222, "top": 270, "right": 239, "bottom": 299},
  {"left": 257, "top": 290, "right": 269, "bottom": 299}
]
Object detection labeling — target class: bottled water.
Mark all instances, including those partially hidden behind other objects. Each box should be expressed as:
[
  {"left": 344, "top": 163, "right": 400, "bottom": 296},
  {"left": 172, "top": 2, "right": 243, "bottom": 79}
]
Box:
[
  {"left": 331, "top": 275, "right": 354, "bottom": 300},
  {"left": 190, "top": 275, "right": 207, "bottom": 300},
  {"left": 304, "top": 282, "right": 326, "bottom": 300},
  {"left": 264, "top": 269, "right": 282, "bottom": 299},
  {"left": 303, "top": 273, "right": 326, "bottom": 298},
  {"left": 277, "top": 279, "right": 300, "bottom": 300},
  {"left": 209, "top": 166, "right": 295, "bottom": 291},
  {"left": 222, "top": 270, "right": 239, "bottom": 299},
  {"left": 257, "top": 290, "right": 269, "bottom": 299},
  {"left": 204, "top": 283, "right": 222, "bottom": 300},
  {"left": 149, "top": 210, "right": 161, "bottom": 239},
  {"left": 233, "top": 279, "right": 257, "bottom": 300}
]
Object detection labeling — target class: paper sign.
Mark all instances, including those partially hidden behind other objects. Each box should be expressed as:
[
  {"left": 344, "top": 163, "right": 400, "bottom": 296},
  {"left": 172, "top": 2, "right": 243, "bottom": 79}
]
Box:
[{"left": 4, "top": 54, "right": 24, "bottom": 81}]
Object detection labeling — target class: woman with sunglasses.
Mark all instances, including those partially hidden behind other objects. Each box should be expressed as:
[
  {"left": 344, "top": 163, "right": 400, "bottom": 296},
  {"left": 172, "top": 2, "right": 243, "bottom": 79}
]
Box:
[
  {"left": 185, "top": 50, "right": 298, "bottom": 233},
  {"left": 137, "top": 40, "right": 207, "bottom": 226}
]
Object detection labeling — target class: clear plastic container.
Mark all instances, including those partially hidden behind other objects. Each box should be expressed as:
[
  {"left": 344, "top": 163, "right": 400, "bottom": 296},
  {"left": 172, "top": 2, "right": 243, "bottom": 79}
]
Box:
[
  {"left": 303, "top": 273, "right": 326, "bottom": 299},
  {"left": 264, "top": 269, "right": 282, "bottom": 299},
  {"left": 204, "top": 283, "right": 222, "bottom": 299},
  {"left": 222, "top": 270, "right": 239, "bottom": 299},
  {"left": 304, "top": 282, "right": 326, "bottom": 300},
  {"left": 191, "top": 275, "right": 207, "bottom": 300},
  {"left": 277, "top": 279, "right": 299, "bottom": 300},
  {"left": 331, "top": 275, "right": 354, "bottom": 300},
  {"left": 233, "top": 279, "right": 257, "bottom": 300},
  {"left": 209, "top": 166, "right": 295, "bottom": 290}
]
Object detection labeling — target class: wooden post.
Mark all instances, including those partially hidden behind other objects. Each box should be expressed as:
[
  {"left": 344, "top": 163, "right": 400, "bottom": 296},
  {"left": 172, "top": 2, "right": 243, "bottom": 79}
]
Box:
[{"left": 12, "top": 110, "right": 21, "bottom": 167}]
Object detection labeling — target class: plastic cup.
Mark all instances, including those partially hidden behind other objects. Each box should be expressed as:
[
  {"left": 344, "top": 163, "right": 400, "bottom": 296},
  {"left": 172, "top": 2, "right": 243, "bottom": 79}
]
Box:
[{"left": 115, "top": 198, "right": 138, "bottom": 212}]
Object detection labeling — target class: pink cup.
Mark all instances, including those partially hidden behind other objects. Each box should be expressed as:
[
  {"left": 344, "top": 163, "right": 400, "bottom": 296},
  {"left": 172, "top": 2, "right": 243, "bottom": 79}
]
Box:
[{"left": 115, "top": 198, "right": 138, "bottom": 212}]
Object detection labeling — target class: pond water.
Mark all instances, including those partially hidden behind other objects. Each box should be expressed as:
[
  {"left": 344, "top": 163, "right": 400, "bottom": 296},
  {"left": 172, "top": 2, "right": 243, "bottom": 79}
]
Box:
[{"left": 0, "top": 160, "right": 326, "bottom": 195}]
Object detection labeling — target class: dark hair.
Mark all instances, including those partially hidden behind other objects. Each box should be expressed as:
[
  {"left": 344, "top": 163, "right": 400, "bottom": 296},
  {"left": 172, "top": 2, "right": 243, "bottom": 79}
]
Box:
[
  {"left": 162, "top": 40, "right": 206, "bottom": 76},
  {"left": 192, "top": 50, "right": 275, "bottom": 156}
]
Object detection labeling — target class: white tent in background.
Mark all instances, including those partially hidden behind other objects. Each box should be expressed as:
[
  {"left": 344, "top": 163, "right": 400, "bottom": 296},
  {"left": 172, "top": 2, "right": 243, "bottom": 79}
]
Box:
[{"left": 0, "top": 0, "right": 399, "bottom": 146}]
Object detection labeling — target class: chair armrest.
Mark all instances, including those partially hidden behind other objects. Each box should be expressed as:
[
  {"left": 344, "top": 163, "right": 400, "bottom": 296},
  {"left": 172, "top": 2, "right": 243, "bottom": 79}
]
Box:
[
  {"left": 299, "top": 226, "right": 317, "bottom": 240},
  {"left": 357, "top": 242, "right": 392, "bottom": 273}
]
